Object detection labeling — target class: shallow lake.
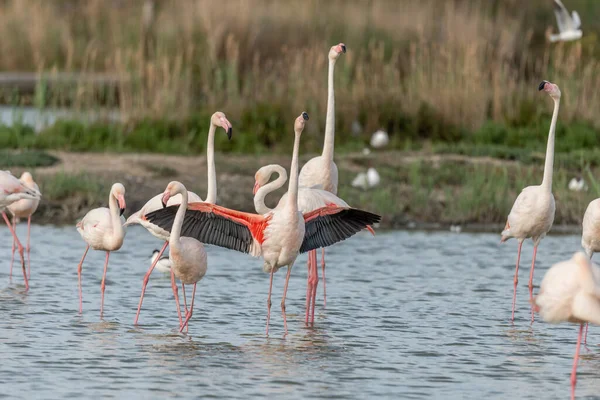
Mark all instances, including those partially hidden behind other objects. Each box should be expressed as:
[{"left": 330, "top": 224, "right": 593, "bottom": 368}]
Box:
[{"left": 0, "top": 226, "right": 598, "bottom": 399}]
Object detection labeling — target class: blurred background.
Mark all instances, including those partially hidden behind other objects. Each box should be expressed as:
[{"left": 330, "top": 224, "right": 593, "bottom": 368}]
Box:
[{"left": 1, "top": 0, "right": 599, "bottom": 229}]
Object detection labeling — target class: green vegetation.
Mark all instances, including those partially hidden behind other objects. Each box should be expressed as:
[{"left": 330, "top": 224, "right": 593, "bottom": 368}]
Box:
[
  {"left": 0, "top": 150, "right": 59, "bottom": 168},
  {"left": 41, "top": 172, "right": 105, "bottom": 203}
]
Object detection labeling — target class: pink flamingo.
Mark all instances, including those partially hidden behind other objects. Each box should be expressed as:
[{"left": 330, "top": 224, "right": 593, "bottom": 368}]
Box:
[
  {"left": 144, "top": 112, "right": 380, "bottom": 335},
  {"left": 0, "top": 170, "right": 41, "bottom": 290},
  {"left": 298, "top": 43, "right": 346, "bottom": 309},
  {"left": 160, "top": 181, "right": 207, "bottom": 333},
  {"left": 7, "top": 172, "right": 40, "bottom": 278},
  {"left": 76, "top": 183, "right": 126, "bottom": 316},
  {"left": 253, "top": 164, "right": 375, "bottom": 324},
  {"left": 127, "top": 111, "right": 232, "bottom": 325},
  {"left": 501, "top": 80, "right": 559, "bottom": 322},
  {"left": 534, "top": 252, "right": 600, "bottom": 400}
]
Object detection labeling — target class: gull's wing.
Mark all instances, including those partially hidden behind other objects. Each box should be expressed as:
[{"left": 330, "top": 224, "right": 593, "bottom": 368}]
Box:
[
  {"left": 553, "top": 0, "right": 574, "bottom": 32},
  {"left": 571, "top": 10, "right": 581, "bottom": 29}
]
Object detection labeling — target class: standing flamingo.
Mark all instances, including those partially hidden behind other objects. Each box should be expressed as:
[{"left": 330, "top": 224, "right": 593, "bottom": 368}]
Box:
[
  {"left": 534, "top": 252, "right": 600, "bottom": 400},
  {"left": 145, "top": 112, "right": 381, "bottom": 335},
  {"left": 0, "top": 170, "right": 41, "bottom": 290},
  {"left": 253, "top": 164, "right": 375, "bottom": 324},
  {"left": 579, "top": 197, "right": 600, "bottom": 343},
  {"left": 160, "top": 181, "right": 207, "bottom": 333},
  {"left": 76, "top": 183, "right": 126, "bottom": 316},
  {"left": 8, "top": 172, "right": 40, "bottom": 278},
  {"left": 298, "top": 42, "right": 346, "bottom": 310},
  {"left": 501, "top": 80, "right": 560, "bottom": 322},
  {"left": 127, "top": 111, "right": 232, "bottom": 325}
]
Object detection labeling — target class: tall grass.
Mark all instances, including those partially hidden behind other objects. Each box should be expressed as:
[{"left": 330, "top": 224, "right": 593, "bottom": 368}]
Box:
[{"left": 0, "top": 0, "right": 598, "bottom": 150}]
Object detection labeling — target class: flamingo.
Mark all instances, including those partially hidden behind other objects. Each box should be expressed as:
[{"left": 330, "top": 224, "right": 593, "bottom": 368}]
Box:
[
  {"left": 253, "top": 164, "right": 376, "bottom": 324},
  {"left": 534, "top": 252, "right": 600, "bottom": 400},
  {"left": 150, "top": 249, "right": 172, "bottom": 273},
  {"left": 0, "top": 170, "right": 41, "bottom": 290},
  {"left": 76, "top": 183, "right": 126, "bottom": 316},
  {"left": 298, "top": 42, "right": 346, "bottom": 309},
  {"left": 7, "top": 172, "right": 40, "bottom": 278},
  {"left": 127, "top": 111, "right": 232, "bottom": 325},
  {"left": 579, "top": 197, "right": 600, "bottom": 343},
  {"left": 159, "top": 181, "right": 207, "bottom": 333},
  {"left": 144, "top": 112, "right": 381, "bottom": 335},
  {"left": 501, "top": 80, "right": 559, "bottom": 322}
]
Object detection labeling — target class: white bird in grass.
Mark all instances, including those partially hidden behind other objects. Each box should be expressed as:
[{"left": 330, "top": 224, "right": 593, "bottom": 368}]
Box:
[
  {"left": 534, "top": 252, "right": 600, "bottom": 400},
  {"left": 370, "top": 129, "right": 389, "bottom": 149},
  {"left": 568, "top": 177, "right": 587, "bottom": 192},
  {"left": 150, "top": 249, "right": 171, "bottom": 273},
  {"left": 501, "top": 80, "right": 560, "bottom": 322},
  {"left": 549, "top": 0, "right": 582, "bottom": 43},
  {"left": 352, "top": 167, "right": 380, "bottom": 189}
]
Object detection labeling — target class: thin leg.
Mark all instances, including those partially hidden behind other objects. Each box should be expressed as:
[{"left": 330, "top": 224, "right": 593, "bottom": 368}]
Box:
[
  {"left": 281, "top": 264, "right": 293, "bottom": 335},
  {"left": 100, "top": 252, "right": 110, "bottom": 318},
  {"left": 310, "top": 250, "right": 319, "bottom": 324},
  {"left": 571, "top": 323, "right": 584, "bottom": 400},
  {"left": 266, "top": 267, "right": 274, "bottom": 336},
  {"left": 77, "top": 245, "right": 90, "bottom": 313},
  {"left": 9, "top": 216, "right": 15, "bottom": 278},
  {"left": 182, "top": 283, "right": 189, "bottom": 333},
  {"left": 321, "top": 248, "right": 327, "bottom": 308},
  {"left": 26, "top": 215, "right": 31, "bottom": 279},
  {"left": 179, "top": 283, "right": 196, "bottom": 333},
  {"left": 305, "top": 254, "right": 313, "bottom": 324},
  {"left": 511, "top": 241, "right": 523, "bottom": 321},
  {"left": 170, "top": 269, "right": 183, "bottom": 328},
  {"left": 584, "top": 323, "right": 589, "bottom": 346},
  {"left": 134, "top": 241, "right": 168, "bottom": 324},
  {"left": 528, "top": 245, "right": 538, "bottom": 323},
  {"left": 3, "top": 212, "right": 27, "bottom": 290}
]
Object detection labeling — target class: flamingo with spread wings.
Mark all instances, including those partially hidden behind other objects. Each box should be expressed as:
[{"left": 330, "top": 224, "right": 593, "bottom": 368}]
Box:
[{"left": 144, "top": 112, "right": 381, "bottom": 335}]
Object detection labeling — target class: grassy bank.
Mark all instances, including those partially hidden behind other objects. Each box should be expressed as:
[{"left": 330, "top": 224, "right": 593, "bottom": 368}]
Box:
[{"left": 8, "top": 150, "right": 595, "bottom": 232}]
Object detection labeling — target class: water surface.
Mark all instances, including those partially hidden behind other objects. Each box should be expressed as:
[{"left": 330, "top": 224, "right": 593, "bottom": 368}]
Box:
[{"left": 0, "top": 227, "right": 598, "bottom": 399}]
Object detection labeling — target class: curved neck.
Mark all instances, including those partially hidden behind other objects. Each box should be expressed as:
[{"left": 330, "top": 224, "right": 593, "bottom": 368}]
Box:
[
  {"left": 170, "top": 186, "right": 189, "bottom": 250},
  {"left": 287, "top": 133, "right": 302, "bottom": 211},
  {"left": 205, "top": 123, "right": 217, "bottom": 204},
  {"left": 321, "top": 58, "right": 336, "bottom": 161},
  {"left": 541, "top": 98, "right": 560, "bottom": 191},
  {"left": 254, "top": 165, "right": 287, "bottom": 214},
  {"left": 108, "top": 191, "right": 124, "bottom": 237}
]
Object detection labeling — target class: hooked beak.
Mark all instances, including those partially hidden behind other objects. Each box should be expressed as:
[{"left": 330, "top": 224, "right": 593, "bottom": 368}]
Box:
[
  {"left": 253, "top": 181, "right": 260, "bottom": 195},
  {"left": 538, "top": 80, "right": 549, "bottom": 91},
  {"left": 220, "top": 118, "right": 233, "bottom": 140},
  {"left": 341, "top": 44, "right": 346, "bottom": 53},
  {"left": 301, "top": 112, "right": 309, "bottom": 121},
  {"left": 117, "top": 195, "right": 126, "bottom": 216},
  {"left": 161, "top": 192, "right": 170, "bottom": 208}
]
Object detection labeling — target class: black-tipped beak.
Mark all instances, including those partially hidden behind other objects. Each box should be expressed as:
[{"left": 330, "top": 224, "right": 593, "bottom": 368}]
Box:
[
  {"left": 227, "top": 127, "right": 232, "bottom": 140},
  {"left": 341, "top": 44, "right": 346, "bottom": 53},
  {"left": 538, "top": 80, "right": 548, "bottom": 91},
  {"left": 120, "top": 207, "right": 125, "bottom": 216},
  {"left": 161, "top": 200, "right": 167, "bottom": 208},
  {"left": 302, "top": 112, "right": 309, "bottom": 120}
]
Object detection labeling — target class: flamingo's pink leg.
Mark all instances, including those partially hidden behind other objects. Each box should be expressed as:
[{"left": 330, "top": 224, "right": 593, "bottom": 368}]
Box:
[
  {"left": 310, "top": 250, "right": 319, "bottom": 324},
  {"left": 77, "top": 245, "right": 90, "bottom": 313},
  {"left": 571, "top": 323, "right": 584, "bottom": 400},
  {"left": 182, "top": 283, "right": 189, "bottom": 334},
  {"left": 584, "top": 323, "right": 589, "bottom": 346},
  {"left": 321, "top": 248, "right": 327, "bottom": 308},
  {"left": 170, "top": 268, "right": 183, "bottom": 328},
  {"left": 305, "top": 253, "right": 314, "bottom": 324},
  {"left": 528, "top": 245, "right": 538, "bottom": 323},
  {"left": 179, "top": 283, "right": 197, "bottom": 333},
  {"left": 9, "top": 216, "right": 15, "bottom": 278},
  {"left": 3, "top": 212, "right": 27, "bottom": 290},
  {"left": 266, "top": 267, "right": 274, "bottom": 336},
  {"left": 26, "top": 215, "right": 31, "bottom": 279},
  {"left": 511, "top": 241, "right": 523, "bottom": 321},
  {"left": 134, "top": 240, "right": 168, "bottom": 324},
  {"left": 281, "top": 265, "right": 293, "bottom": 335},
  {"left": 100, "top": 251, "right": 110, "bottom": 317}
]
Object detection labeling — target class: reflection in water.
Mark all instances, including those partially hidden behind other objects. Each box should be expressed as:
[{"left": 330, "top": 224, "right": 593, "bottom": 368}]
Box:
[{"left": 0, "top": 226, "right": 598, "bottom": 399}]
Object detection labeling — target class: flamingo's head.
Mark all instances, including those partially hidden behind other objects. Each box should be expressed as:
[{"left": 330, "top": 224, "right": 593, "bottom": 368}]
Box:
[
  {"left": 162, "top": 181, "right": 185, "bottom": 208},
  {"left": 20, "top": 172, "right": 34, "bottom": 184},
  {"left": 539, "top": 80, "right": 561, "bottom": 100},
  {"left": 211, "top": 111, "right": 233, "bottom": 140},
  {"left": 111, "top": 183, "right": 126, "bottom": 216},
  {"left": 294, "top": 112, "right": 309, "bottom": 136},
  {"left": 253, "top": 165, "right": 276, "bottom": 195},
  {"left": 329, "top": 43, "right": 346, "bottom": 60}
]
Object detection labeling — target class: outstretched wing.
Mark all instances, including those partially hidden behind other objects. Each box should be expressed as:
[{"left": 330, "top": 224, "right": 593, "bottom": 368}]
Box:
[
  {"left": 300, "top": 206, "right": 381, "bottom": 253},
  {"left": 553, "top": 0, "right": 573, "bottom": 32},
  {"left": 144, "top": 202, "right": 267, "bottom": 256},
  {"left": 571, "top": 10, "right": 581, "bottom": 29}
]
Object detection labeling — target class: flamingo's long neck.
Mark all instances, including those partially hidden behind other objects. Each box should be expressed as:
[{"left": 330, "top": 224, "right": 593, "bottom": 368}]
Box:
[
  {"left": 108, "top": 191, "right": 124, "bottom": 238},
  {"left": 541, "top": 98, "right": 560, "bottom": 191},
  {"left": 170, "top": 185, "right": 189, "bottom": 251},
  {"left": 321, "top": 58, "right": 336, "bottom": 163},
  {"left": 205, "top": 123, "right": 217, "bottom": 204},
  {"left": 254, "top": 165, "right": 287, "bottom": 214},
  {"left": 287, "top": 132, "right": 302, "bottom": 212}
]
